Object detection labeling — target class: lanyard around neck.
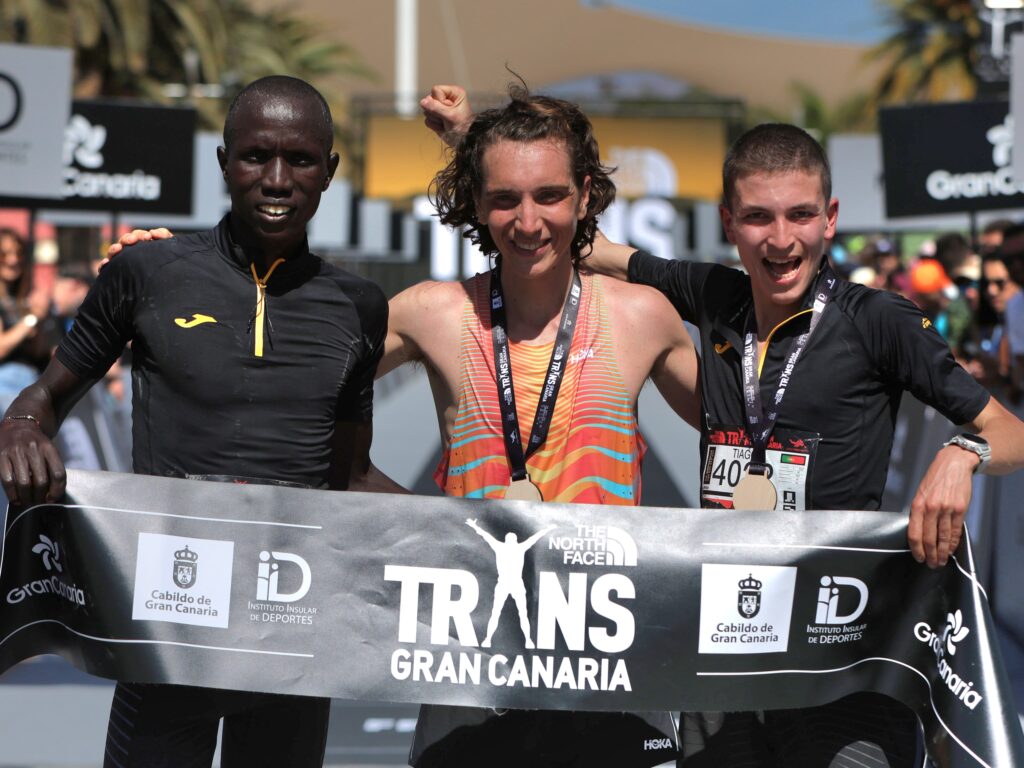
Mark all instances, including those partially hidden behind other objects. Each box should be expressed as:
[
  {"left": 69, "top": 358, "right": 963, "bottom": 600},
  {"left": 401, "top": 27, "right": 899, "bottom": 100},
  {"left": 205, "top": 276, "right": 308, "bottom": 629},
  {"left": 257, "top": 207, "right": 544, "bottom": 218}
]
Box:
[
  {"left": 741, "top": 263, "right": 837, "bottom": 474},
  {"left": 489, "top": 267, "right": 582, "bottom": 482}
]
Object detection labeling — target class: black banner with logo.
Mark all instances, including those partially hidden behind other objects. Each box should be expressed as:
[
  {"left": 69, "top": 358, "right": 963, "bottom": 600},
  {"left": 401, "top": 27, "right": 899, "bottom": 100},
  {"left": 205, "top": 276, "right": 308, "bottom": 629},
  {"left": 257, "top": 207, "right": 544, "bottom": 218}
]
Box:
[
  {"left": 879, "top": 100, "right": 1024, "bottom": 218},
  {"left": 0, "top": 470, "right": 1021, "bottom": 767},
  {"left": 0, "top": 101, "right": 195, "bottom": 214}
]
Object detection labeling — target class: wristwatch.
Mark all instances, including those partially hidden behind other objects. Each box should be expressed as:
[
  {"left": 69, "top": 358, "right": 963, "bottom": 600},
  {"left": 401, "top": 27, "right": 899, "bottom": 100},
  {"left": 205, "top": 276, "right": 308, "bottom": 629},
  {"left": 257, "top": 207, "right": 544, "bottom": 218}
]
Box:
[
  {"left": 21, "top": 314, "right": 38, "bottom": 329},
  {"left": 943, "top": 433, "right": 991, "bottom": 474}
]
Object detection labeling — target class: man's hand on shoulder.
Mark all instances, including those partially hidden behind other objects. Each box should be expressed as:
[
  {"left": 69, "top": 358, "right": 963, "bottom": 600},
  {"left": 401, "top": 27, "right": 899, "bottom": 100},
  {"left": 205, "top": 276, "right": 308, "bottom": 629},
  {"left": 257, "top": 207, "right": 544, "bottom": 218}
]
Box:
[
  {"left": 420, "top": 85, "right": 473, "bottom": 147},
  {"left": 580, "top": 230, "right": 637, "bottom": 282},
  {"left": 105, "top": 227, "right": 174, "bottom": 260}
]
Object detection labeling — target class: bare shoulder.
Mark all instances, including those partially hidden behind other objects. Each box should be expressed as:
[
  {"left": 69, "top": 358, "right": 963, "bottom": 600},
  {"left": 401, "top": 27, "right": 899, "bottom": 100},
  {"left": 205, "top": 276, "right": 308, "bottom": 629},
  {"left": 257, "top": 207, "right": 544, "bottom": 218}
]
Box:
[
  {"left": 390, "top": 279, "right": 468, "bottom": 330},
  {"left": 593, "top": 272, "right": 680, "bottom": 330}
]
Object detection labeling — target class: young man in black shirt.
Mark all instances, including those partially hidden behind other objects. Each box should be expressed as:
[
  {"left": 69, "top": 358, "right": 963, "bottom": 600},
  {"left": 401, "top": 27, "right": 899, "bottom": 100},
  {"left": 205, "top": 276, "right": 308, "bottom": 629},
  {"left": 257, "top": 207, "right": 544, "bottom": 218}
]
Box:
[
  {"left": 593, "top": 123, "right": 1024, "bottom": 768},
  {"left": 0, "top": 76, "right": 402, "bottom": 768}
]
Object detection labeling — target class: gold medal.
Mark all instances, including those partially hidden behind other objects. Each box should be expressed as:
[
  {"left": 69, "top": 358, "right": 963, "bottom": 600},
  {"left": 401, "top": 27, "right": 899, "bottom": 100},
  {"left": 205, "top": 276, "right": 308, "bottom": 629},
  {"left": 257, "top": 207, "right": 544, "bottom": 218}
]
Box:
[
  {"left": 505, "top": 477, "right": 543, "bottom": 501},
  {"left": 732, "top": 472, "right": 778, "bottom": 510}
]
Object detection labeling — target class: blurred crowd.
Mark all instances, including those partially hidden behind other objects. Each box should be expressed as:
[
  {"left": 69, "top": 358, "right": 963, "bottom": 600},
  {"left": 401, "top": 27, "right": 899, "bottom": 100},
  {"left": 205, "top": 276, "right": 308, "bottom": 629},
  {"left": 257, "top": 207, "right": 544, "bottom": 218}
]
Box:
[
  {"left": 0, "top": 228, "right": 123, "bottom": 413},
  {"left": 833, "top": 220, "right": 1024, "bottom": 408}
]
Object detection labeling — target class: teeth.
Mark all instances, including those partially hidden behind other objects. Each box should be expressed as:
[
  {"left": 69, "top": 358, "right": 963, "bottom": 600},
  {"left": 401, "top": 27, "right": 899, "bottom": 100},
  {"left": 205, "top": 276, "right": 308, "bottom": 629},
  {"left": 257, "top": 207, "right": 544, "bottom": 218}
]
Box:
[
  {"left": 258, "top": 205, "right": 291, "bottom": 216},
  {"left": 765, "top": 257, "right": 800, "bottom": 277},
  {"left": 515, "top": 241, "right": 542, "bottom": 251}
]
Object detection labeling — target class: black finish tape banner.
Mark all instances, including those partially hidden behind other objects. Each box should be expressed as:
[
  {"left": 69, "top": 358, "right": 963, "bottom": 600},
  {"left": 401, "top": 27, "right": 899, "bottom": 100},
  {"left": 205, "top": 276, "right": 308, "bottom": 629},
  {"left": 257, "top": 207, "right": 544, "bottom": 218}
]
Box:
[{"left": 0, "top": 470, "right": 1021, "bottom": 766}]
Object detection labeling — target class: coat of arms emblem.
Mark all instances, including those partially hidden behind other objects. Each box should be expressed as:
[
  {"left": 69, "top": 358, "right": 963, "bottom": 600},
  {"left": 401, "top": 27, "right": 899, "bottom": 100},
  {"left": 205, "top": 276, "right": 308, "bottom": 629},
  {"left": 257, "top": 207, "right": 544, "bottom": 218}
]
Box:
[
  {"left": 173, "top": 545, "right": 199, "bottom": 589},
  {"left": 737, "top": 573, "right": 762, "bottom": 619}
]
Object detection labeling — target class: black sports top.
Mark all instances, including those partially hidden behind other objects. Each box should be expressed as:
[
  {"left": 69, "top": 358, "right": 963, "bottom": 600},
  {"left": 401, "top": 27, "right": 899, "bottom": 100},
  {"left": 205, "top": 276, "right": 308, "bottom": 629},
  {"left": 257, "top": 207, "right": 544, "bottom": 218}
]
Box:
[
  {"left": 629, "top": 250, "right": 990, "bottom": 511},
  {"left": 57, "top": 216, "right": 388, "bottom": 488}
]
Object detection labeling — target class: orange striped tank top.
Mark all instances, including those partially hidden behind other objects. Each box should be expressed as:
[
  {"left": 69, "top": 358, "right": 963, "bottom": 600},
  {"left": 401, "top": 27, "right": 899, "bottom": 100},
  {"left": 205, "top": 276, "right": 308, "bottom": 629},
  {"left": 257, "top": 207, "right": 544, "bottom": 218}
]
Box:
[{"left": 434, "top": 271, "right": 646, "bottom": 504}]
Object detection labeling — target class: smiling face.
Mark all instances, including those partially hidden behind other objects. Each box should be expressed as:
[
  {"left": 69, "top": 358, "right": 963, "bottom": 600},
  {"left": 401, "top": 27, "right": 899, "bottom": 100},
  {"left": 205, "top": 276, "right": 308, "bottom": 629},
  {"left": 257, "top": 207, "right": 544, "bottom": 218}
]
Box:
[
  {"left": 217, "top": 93, "right": 339, "bottom": 257},
  {"left": 475, "top": 139, "right": 590, "bottom": 282},
  {"left": 0, "top": 234, "right": 25, "bottom": 287},
  {"left": 721, "top": 170, "right": 838, "bottom": 327}
]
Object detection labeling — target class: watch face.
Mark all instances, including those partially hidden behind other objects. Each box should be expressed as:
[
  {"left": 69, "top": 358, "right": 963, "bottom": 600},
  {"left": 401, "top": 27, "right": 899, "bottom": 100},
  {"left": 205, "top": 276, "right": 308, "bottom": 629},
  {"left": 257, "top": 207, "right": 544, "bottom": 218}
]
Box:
[{"left": 961, "top": 433, "right": 989, "bottom": 447}]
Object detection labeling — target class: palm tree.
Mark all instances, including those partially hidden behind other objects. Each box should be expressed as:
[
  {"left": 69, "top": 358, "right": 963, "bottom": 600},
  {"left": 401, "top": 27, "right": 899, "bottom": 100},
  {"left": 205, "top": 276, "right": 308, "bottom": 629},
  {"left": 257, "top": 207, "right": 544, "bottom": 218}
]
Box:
[
  {"left": 868, "top": 0, "right": 982, "bottom": 106},
  {"left": 747, "top": 82, "right": 875, "bottom": 144},
  {"left": 0, "top": 0, "right": 374, "bottom": 131}
]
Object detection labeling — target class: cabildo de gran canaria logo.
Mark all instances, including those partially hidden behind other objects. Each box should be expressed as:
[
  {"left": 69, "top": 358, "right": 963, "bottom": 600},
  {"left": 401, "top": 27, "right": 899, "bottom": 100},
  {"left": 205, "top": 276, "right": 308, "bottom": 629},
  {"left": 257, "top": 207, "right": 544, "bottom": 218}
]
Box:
[
  {"left": 698, "top": 563, "right": 798, "bottom": 654},
  {"left": 132, "top": 533, "right": 233, "bottom": 629},
  {"left": 385, "top": 519, "right": 638, "bottom": 692},
  {"left": 914, "top": 609, "right": 982, "bottom": 710},
  {"left": 6, "top": 534, "right": 85, "bottom": 607}
]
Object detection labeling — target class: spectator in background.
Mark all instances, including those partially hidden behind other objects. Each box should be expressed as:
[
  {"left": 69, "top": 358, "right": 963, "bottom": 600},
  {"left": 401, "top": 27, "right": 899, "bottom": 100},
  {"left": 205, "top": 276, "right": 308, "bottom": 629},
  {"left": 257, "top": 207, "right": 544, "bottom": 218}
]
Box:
[
  {"left": 1000, "top": 224, "right": 1024, "bottom": 404},
  {"left": 978, "top": 218, "right": 1015, "bottom": 258},
  {"left": 934, "top": 232, "right": 981, "bottom": 312},
  {"left": 49, "top": 264, "right": 94, "bottom": 341},
  {"left": 909, "top": 258, "right": 972, "bottom": 359},
  {"left": 865, "top": 237, "right": 910, "bottom": 295},
  {"left": 0, "top": 229, "right": 51, "bottom": 408},
  {"left": 971, "top": 251, "right": 1021, "bottom": 398}
]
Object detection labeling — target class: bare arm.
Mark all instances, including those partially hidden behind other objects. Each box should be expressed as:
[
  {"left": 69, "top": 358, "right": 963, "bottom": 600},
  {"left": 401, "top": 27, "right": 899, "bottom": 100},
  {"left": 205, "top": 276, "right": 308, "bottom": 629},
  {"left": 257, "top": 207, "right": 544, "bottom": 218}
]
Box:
[
  {"left": 909, "top": 396, "right": 1024, "bottom": 567},
  {"left": 420, "top": 85, "right": 474, "bottom": 147},
  {"left": 0, "top": 358, "right": 97, "bottom": 505},
  {"left": 376, "top": 286, "right": 428, "bottom": 378},
  {"left": 377, "top": 286, "right": 428, "bottom": 379},
  {"left": 378, "top": 280, "right": 465, "bottom": 380},
  {"left": 649, "top": 306, "right": 702, "bottom": 431},
  {"left": 582, "top": 230, "right": 637, "bottom": 282},
  {"left": 328, "top": 420, "right": 407, "bottom": 494}
]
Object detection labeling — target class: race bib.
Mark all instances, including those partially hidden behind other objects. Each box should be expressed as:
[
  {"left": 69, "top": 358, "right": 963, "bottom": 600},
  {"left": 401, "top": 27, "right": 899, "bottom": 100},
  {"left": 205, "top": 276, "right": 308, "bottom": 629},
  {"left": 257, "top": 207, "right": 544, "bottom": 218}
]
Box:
[{"left": 701, "top": 424, "right": 819, "bottom": 511}]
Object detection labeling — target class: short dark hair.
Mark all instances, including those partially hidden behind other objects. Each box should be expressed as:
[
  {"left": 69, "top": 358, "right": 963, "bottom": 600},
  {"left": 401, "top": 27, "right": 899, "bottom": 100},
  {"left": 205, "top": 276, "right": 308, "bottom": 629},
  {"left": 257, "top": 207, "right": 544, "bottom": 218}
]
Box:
[
  {"left": 999, "top": 222, "right": 1024, "bottom": 266},
  {"left": 58, "top": 262, "right": 96, "bottom": 287},
  {"left": 223, "top": 76, "right": 333, "bottom": 154},
  {"left": 982, "top": 218, "right": 1015, "bottom": 237},
  {"left": 430, "top": 85, "right": 615, "bottom": 265},
  {"left": 933, "top": 232, "right": 971, "bottom": 274},
  {"left": 722, "top": 123, "right": 831, "bottom": 209}
]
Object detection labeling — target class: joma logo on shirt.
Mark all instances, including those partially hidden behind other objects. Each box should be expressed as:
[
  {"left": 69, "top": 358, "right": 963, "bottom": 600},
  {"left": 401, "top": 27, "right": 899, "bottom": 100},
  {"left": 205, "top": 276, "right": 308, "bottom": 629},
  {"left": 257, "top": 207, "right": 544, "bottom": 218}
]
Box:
[{"left": 175, "top": 314, "right": 217, "bottom": 328}]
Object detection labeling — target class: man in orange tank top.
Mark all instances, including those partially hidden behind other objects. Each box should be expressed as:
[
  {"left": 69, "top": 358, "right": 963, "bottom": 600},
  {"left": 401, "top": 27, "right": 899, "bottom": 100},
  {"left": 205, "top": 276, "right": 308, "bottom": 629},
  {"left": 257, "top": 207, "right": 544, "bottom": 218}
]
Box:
[{"left": 380, "top": 86, "right": 700, "bottom": 768}]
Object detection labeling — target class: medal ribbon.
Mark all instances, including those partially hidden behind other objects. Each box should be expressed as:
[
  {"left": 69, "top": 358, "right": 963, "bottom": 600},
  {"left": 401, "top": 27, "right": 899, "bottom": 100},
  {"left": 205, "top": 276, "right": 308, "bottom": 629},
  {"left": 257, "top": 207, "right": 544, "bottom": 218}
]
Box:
[
  {"left": 489, "top": 266, "right": 582, "bottom": 482},
  {"left": 741, "top": 264, "right": 838, "bottom": 475}
]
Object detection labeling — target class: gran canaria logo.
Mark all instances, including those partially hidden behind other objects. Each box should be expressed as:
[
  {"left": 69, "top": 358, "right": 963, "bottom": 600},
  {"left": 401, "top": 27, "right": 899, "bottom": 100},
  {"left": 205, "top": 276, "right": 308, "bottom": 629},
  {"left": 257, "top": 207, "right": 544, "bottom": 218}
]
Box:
[
  {"left": 7, "top": 534, "right": 85, "bottom": 607},
  {"left": 914, "top": 609, "right": 981, "bottom": 710}
]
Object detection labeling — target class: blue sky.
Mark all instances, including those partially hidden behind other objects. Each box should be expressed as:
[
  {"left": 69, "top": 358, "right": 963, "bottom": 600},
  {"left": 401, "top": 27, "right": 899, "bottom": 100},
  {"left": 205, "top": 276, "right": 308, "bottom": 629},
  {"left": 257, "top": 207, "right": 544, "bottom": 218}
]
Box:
[{"left": 613, "top": 0, "right": 892, "bottom": 45}]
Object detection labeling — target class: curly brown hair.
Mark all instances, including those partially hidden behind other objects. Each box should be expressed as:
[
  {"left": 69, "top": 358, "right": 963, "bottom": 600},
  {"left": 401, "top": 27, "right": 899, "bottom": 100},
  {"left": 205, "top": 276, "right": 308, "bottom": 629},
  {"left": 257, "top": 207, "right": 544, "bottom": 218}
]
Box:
[{"left": 430, "top": 86, "right": 615, "bottom": 265}]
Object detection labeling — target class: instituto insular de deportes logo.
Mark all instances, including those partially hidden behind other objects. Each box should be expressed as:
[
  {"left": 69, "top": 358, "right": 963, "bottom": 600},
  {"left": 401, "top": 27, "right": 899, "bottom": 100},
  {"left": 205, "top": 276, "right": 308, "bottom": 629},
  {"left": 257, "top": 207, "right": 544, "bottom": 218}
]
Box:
[{"left": 384, "top": 519, "right": 639, "bottom": 692}]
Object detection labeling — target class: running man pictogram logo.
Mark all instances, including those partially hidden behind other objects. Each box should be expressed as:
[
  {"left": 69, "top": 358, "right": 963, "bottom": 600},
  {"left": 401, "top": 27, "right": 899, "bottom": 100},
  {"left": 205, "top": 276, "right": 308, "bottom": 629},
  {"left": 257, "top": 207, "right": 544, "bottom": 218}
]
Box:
[{"left": 466, "top": 518, "right": 556, "bottom": 649}]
